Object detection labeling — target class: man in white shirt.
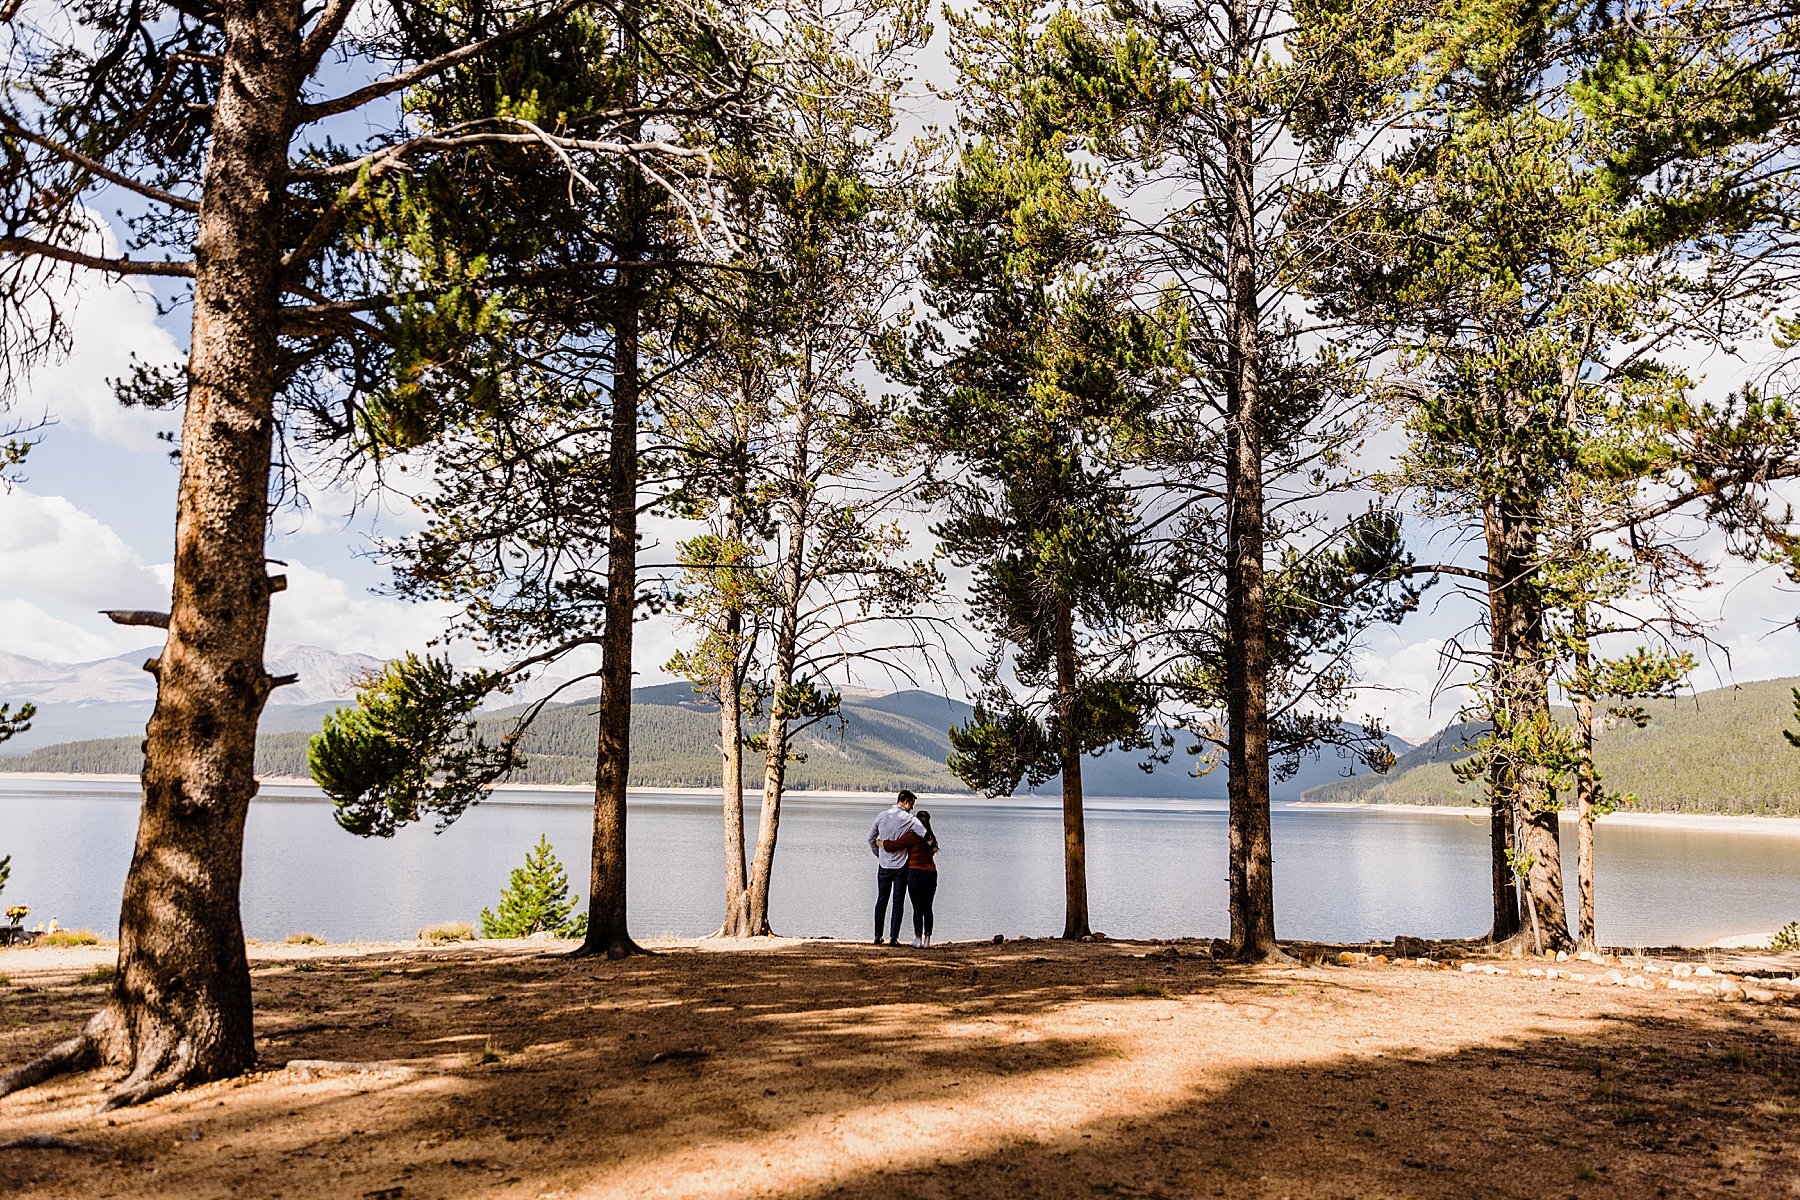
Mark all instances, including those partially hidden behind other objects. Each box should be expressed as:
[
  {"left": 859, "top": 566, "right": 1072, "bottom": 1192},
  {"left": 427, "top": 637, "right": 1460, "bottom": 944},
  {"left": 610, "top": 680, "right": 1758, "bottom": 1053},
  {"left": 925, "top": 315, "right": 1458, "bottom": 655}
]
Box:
[{"left": 868, "top": 790, "right": 927, "bottom": 945}]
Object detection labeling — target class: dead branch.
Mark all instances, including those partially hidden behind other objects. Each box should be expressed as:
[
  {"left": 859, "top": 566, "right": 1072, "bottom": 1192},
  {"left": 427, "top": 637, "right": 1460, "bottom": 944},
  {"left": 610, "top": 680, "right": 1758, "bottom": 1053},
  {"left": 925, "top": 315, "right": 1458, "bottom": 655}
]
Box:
[{"left": 102, "top": 609, "right": 170, "bottom": 628}]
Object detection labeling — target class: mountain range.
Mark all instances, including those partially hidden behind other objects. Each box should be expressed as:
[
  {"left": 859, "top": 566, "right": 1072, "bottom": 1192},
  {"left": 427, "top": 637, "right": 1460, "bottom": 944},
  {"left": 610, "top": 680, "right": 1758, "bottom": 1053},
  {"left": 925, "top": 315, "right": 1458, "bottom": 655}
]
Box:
[{"left": 0, "top": 646, "right": 1408, "bottom": 799}]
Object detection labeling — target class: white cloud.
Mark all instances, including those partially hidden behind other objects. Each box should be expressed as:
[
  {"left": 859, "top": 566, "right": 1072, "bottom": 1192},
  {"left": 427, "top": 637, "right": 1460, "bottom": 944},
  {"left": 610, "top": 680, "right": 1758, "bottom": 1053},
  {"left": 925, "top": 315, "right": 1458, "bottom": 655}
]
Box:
[
  {"left": 0, "top": 488, "right": 166, "bottom": 610},
  {"left": 10, "top": 217, "right": 185, "bottom": 453},
  {"left": 1349, "top": 633, "right": 1480, "bottom": 743},
  {"left": 0, "top": 597, "right": 135, "bottom": 662},
  {"left": 267, "top": 560, "right": 460, "bottom": 659}
]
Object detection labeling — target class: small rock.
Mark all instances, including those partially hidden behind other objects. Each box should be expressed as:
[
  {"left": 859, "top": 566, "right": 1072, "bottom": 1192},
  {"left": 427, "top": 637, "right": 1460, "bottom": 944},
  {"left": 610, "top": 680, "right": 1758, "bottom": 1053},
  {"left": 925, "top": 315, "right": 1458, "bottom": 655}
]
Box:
[
  {"left": 1602, "top": 970, "right": 1625, "bottom": 985},
  {"left": 1717, "top": 984, "right": 1748, "bottom": 1002},
  {"left": 1694, "top": 965, "right": 1716, "bottom": 977},
  {"left": 1079, "top": 935, "right": 1094, "bottom": 943},
  {"left": 1526, "top": 967, "right": 1544, "bottom": 978},
  {"left": 1745, "top": 988, "right": 1778, "bottom": 1005},
  {"left": 1554, "top": 950, "right": 1568, "bottom": 962},
  {"left": 1672, "top": 964, "right": 1693, "bottom": 978},
  {"left": 1577, "top": 951, "right": 1606, "bottom": 965},
  {"left": 1369, "top": 954, "right": 1388, "bottom": 965},
  {"left": 992, "top": 935, "right": 1004, "bottom": 943},
  {"left": 1460, "top": 962, "right": 1480, "bottom": 974},
  {"left": 1545, "top": 968, "right": 1558, "bottom": 980}
]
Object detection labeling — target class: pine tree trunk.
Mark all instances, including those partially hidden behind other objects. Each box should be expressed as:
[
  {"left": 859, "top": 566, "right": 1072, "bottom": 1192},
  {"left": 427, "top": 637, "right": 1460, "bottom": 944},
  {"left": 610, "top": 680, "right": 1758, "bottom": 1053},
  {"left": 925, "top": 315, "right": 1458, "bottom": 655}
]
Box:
[
  {"left": 747, "top": 520, "right": 806, "bottom": 936},
  {"left": 747, "top": 704, "right": 787, "bottom": 936},
  {"left": 1054, "top": 601, "right": 1091, "bottom": 940},
  {"left": 581, "top": 279, "right": 642, "bottom": 958},
  {"left": 1481, "top": 502, "right": 1523, "bottom": 944},
  {"left": 1221, "top": 58, "right": 1279, "bottom": 962},
  {"left": 1489, "top": 466, "right": 1571, "bottom": 952},
  {"left": 576, "top": 6, "right": 645, "bottom": 960},
  {"left": 1572, "top": 606, "right": 1598, "bottom": 952},
  {"left": 0, "top": 0, "right": 304, "bottom": 1107},
  {"left": 716, "top": 619, "right": 751, "bottom": 937},
  {"left": 747, "top": 401, "right": 813, "bottom": 936}
]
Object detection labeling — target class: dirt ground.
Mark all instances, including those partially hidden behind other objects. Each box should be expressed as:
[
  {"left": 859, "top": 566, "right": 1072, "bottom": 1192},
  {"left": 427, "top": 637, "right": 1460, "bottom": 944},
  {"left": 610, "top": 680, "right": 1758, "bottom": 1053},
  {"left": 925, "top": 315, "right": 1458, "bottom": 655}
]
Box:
[{"left": 1, "top": 937, "right": 1797, "bottom": 1200}]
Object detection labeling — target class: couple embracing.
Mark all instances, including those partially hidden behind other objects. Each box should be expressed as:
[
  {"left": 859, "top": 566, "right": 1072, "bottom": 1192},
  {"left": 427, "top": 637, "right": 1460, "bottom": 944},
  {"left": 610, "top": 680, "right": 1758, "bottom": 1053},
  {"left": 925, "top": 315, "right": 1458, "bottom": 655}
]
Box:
[{"left": 866, "top": 790, "right": 941, "bottom": 948}]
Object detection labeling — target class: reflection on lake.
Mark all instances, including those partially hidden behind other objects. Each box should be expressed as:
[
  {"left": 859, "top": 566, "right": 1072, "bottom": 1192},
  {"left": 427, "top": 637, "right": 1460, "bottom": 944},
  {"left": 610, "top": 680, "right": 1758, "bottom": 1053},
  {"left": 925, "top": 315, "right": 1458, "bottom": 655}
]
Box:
[{"left": 1, "top": 778, "right": 1795, "bottom": 947}]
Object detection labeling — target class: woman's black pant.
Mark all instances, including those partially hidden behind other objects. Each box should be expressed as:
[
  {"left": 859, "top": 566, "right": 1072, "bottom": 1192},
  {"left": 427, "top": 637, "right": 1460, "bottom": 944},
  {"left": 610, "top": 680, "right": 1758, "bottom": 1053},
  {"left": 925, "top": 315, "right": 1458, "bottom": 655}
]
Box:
[{"left": 908, "top": 869, "right": 938, "bottom": 937}]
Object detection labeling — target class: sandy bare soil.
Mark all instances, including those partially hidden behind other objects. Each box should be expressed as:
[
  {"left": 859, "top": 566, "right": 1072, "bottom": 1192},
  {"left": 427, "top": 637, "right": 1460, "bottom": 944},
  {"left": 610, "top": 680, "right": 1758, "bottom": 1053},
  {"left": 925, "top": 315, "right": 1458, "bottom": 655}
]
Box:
[{"left": 1, "top": 936, "right": 1797, "bottom": 1199}]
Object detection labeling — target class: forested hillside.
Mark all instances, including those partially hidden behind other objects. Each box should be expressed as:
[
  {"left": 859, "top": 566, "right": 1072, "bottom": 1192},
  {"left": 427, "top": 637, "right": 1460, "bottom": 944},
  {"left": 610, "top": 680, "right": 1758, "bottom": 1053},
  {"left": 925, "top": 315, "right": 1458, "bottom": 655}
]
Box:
[
  {"left": 1, "top": 687, "right": 1405, "bottom": 799},
  {"left": 0, "top": 694, "right": 968, "bottom": 793},
  {"left": 1300, "top": 677, "right": 1800, "bottom": 816}
]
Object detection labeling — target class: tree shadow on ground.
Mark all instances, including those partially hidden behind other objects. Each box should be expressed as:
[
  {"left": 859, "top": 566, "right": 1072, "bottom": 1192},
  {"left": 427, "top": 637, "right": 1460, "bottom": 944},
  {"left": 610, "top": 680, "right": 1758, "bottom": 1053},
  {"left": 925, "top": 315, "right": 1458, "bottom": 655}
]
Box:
[{"left": 0, "top": 940, "right": 1795, "bottom": 1199}]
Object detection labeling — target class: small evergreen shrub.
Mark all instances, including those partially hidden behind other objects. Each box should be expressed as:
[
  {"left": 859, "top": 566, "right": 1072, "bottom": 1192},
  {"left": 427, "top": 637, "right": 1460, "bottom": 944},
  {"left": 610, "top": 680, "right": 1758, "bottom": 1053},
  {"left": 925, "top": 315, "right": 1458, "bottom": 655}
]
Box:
[
  {"left": 1772, "top": 922, "right": 1800, "bottom": 952},
  {"left": 479, "top": 835, "right": 587, "bottom": 939}
]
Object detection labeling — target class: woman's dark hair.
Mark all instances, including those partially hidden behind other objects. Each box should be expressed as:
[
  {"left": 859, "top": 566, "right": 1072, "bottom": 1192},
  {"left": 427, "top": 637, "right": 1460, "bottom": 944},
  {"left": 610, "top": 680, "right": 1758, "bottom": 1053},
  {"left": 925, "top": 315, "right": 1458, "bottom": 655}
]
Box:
[{"left": 916, "top": 809, "right": 939, "bottom": 850}]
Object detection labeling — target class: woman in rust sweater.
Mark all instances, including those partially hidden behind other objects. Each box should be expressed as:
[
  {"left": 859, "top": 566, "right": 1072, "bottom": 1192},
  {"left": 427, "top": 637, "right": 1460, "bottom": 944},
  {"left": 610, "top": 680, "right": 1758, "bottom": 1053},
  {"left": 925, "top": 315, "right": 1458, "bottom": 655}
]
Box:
[{"left": 881, "top": 811, "right": 940, "bottom": 948}]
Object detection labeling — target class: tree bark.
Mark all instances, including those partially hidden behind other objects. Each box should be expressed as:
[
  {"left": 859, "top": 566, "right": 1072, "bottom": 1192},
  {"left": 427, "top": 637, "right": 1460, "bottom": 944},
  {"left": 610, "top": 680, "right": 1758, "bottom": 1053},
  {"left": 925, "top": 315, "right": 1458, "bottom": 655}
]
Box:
[
  {"left": 715, "top": 467, "right": 752, "bottom": 938},
  {"left": 747, "top": 459, "right": 810, "bottom": 937},
  {"left": 1571, "top": 604, "right": 1598, "bottom": 952},
  {"left": 0, "top": 0, "right": 304, "bottom": 1108},
  {"left": 1221, "top": 51, "right": 1279, "bottom": 962},
  {"left": 1054, "top": 600, "right": 1091, "bottom": 940},
  {"left": 575, "top": 4, "right": 646, "bottom": 960},
  {"left": 579, "top": 273, "right": 643, "bottom": 958},
  {"left": 1481, "top": 501, "right": 1523, "bottom": 944},
  {"left": 1488, "top": 443, "right": 1571, "bottom": 952},
  {"left": 715, "top": 614, "right": 751, "bottom": 936}
]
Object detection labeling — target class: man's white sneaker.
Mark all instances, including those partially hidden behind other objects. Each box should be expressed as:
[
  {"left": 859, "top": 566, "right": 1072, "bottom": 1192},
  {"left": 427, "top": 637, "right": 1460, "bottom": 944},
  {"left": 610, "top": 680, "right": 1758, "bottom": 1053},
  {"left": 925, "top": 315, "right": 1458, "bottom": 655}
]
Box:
[
  {"left": 911, "top": 936, "right": 922, "bottom": 948},
  {"left": 924, "top": 935, "right": 932, "bottom": 948}
]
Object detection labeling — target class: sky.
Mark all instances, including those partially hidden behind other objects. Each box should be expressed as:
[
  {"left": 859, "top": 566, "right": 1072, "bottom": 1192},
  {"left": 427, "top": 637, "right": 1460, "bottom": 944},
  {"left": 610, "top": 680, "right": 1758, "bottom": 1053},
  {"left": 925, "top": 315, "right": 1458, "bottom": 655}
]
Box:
[{"left": 3, "top": 19, "right": 1799, "bottom": 744}]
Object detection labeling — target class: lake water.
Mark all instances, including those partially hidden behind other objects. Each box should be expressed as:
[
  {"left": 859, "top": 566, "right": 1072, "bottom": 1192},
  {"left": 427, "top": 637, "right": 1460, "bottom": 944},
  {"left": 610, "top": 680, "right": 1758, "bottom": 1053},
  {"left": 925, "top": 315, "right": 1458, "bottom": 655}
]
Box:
[{"left": 1, "top": 778, "right": 1795, "bottom": 947}]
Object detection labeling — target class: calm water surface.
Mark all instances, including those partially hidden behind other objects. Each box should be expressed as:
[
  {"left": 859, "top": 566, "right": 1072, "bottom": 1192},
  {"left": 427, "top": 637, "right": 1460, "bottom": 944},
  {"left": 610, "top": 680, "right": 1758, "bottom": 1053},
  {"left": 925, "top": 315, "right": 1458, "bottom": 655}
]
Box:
[{"left": 1, "top": 779, "right": 1795, "bottom": 946}]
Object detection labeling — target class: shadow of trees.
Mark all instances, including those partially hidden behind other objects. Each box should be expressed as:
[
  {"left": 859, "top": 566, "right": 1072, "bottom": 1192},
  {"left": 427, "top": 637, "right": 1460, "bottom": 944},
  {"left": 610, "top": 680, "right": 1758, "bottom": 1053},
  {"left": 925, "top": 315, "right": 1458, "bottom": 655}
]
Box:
[{"left": 1, "top": 941, "right": 1795, "bottom": 1198}]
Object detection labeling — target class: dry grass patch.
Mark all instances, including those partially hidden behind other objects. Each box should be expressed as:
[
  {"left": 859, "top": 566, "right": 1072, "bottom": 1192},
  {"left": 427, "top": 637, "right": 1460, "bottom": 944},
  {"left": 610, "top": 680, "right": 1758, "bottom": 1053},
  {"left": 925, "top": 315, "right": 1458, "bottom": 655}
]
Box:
[{"left": 36, "top": 929, "right": 99, "bottom": 948}]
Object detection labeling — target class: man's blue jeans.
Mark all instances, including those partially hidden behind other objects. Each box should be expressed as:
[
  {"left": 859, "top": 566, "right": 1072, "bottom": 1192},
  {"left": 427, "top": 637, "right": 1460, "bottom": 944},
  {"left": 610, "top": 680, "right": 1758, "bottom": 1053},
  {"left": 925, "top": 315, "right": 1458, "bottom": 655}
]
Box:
[{"left": 875, "top": 865, "right": 910, "bottom": 941}]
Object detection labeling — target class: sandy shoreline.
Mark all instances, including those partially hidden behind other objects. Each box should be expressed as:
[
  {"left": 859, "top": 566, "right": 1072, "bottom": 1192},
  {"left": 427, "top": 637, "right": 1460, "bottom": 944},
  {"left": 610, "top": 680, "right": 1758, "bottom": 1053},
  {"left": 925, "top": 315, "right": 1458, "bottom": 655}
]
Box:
[{"left": 1298, "top": 799, "right": 1800, "bottom": 833}]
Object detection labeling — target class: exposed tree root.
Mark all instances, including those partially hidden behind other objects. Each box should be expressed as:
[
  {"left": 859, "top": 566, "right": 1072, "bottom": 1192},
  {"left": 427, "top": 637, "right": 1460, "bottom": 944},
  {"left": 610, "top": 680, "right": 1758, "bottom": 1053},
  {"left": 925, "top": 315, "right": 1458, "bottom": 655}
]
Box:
[
  {"left": 0, "top": 1134, "right": 114, "bottom": 1154},
  {"left": 98, "top": 1075, "right": 182, "bottom": 1112},
  {"left": 0, "top": 1033, "right": 98, "bottom": 1100},
  {"left": 1489, "top": 928, "right": 1571, "bottom": 958},
  {"left": 566, "top": 936, "right": 653, "bottom": 960},
  {"left": 1232, "top": 942, "right": 1304, "bottom": 967},
  {"left": 2, "top": 1007, "right": 256, "bottom": 1112},
  {"left": 99, "top": 1034, "right": 243, "bottom": 1112}
]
